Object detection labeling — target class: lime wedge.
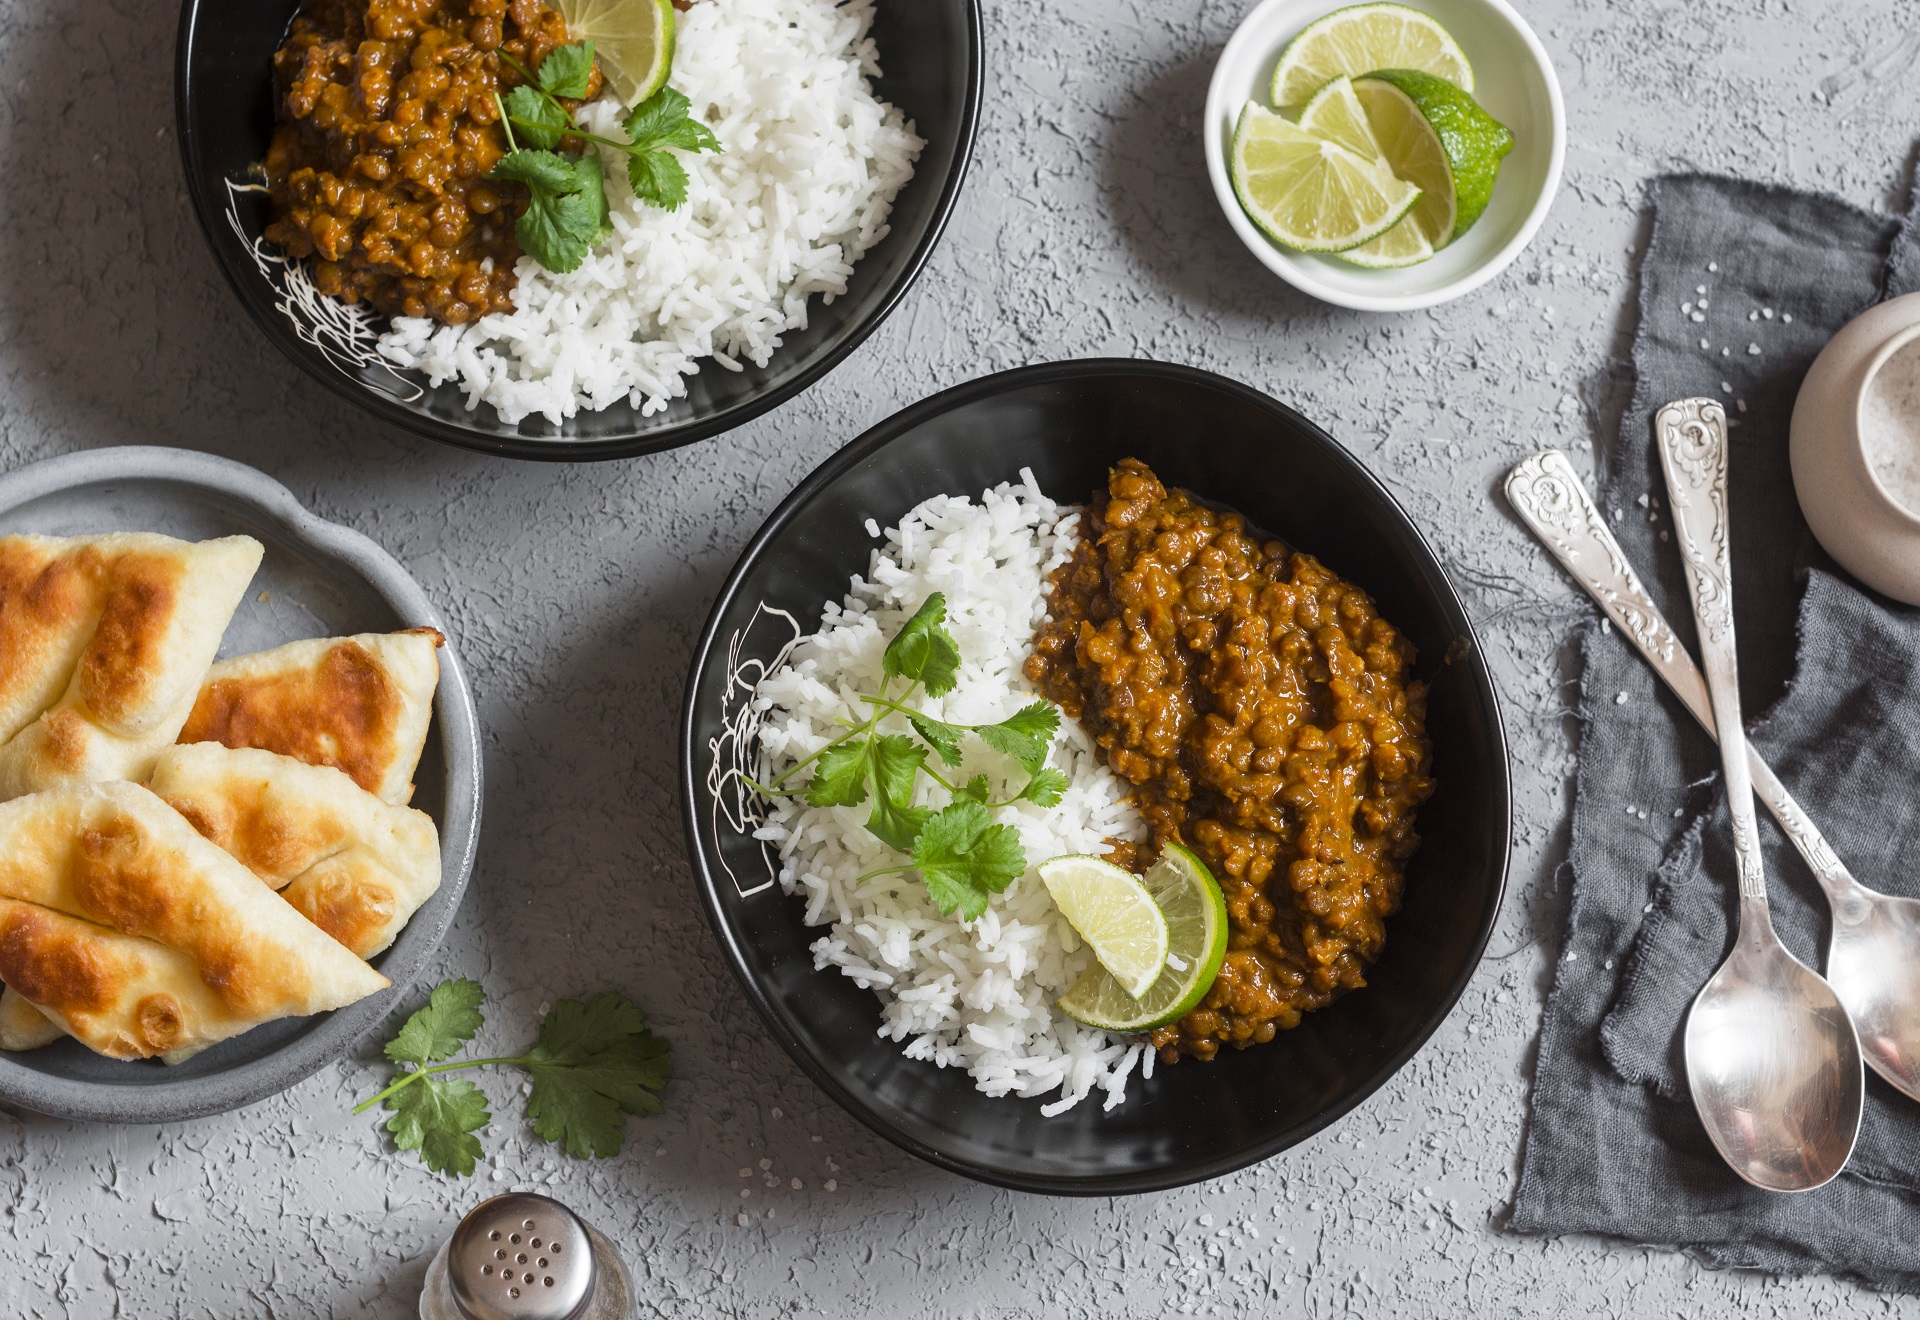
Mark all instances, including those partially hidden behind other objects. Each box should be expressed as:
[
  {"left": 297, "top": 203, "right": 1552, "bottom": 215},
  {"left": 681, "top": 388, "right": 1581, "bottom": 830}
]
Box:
[
  {"left": 1354, "top": 69, "right": 1512, "bottom": 244},
  {"left": 1056, "top": 844, "right": 1229, "bottom": 1033},
  {"left": 555, "top": 0, "right": 675, "bottom": 106},
  {"left": 1269, "top": 3, "right": 1473, "bottom": 109},
  {"left": 1230, "top": 102, "right": 1421, "bottom": 253},
  {"left": 1040, "top": 855, "right": 1170, "bottom": 998},
  {"left": 1296, "top": 74, "right": 1438, "bottom": 267}
]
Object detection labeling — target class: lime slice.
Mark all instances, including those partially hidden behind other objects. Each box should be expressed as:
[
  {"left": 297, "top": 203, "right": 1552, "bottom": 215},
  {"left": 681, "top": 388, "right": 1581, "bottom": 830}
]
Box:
[
  {"left": 1039, "top": 855, "right": 1170, "bottom": 998},
  {"left": 1298, "top": 75, "right": 1433, "bottom": 268},
  {"left": 555, "top": 0, "right": 675, "bottom": 106},
  {"left": 1230, "top": 102, "right": 1421, "bottom": 253},
  {"left": 1269, "top": 2, "right": 1474, "bottom": 109},
  {"left": 1056, "top": 844, "right": 1229, "bottom": 1033},
  {"left": 1354, "top": 69, "right": 1512, "bottom": 244}
]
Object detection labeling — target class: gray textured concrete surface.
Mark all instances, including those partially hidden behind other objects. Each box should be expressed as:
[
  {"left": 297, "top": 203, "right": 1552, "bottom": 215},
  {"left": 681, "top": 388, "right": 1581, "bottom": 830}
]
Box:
[{"left": 2, "top": 0, "right": 1918, "bottom": 1315}]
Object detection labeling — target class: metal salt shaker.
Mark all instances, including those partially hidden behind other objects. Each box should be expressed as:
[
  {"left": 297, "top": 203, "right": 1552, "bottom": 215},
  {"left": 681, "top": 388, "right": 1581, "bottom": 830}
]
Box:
[{"left": 420, "top": 1193, "right": 634, "bottom": 1320}]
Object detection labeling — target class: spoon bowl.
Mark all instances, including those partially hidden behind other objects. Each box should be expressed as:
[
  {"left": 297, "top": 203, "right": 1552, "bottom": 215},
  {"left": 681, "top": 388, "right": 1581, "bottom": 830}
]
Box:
[
  {"left": 1827, "top": 887, "right": 1920, "bottom": 1092},
  {"left": 1686, "top": 914, "right": 1864, "bottom": 1192}
]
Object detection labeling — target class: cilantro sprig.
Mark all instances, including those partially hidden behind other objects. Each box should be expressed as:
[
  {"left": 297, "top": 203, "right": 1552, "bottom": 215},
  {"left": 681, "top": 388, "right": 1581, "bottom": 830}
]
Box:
[
  {"left": 354, "top": 979, "right": 671, "bottom": 1176},
  {"left": 487, "top": 41, "right": 721, "bottom": 272},
  {"left": 753, "top": 594, "right": 1067, "bottom": 921}
]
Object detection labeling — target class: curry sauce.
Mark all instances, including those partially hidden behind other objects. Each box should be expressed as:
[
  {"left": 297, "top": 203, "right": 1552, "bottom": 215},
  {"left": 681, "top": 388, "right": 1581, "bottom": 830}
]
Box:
[
  {"left": 1026, "top": 459, "right": 1434, "bottom": 1061},
  {"left": 264, "top": 0, "right": 595, "bottom": 324}
]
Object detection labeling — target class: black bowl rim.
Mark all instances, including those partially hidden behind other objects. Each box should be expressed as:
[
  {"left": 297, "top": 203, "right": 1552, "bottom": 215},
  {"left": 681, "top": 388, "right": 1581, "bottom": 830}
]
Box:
[
  {"left": 172, "top": 0, "right": 985, "bottom": 463},
  {"left": 677, "top": 358, "right": 1514, "bottom": 1196}
]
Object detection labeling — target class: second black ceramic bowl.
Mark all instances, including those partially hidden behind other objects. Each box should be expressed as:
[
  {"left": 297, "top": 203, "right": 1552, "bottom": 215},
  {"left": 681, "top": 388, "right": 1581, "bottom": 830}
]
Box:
[
  {"left": 680, "top": 360, "right": 1511, "bottom": 1195},
  {"left": 175, "top": 0, "right": 981, "bottom": 460}
]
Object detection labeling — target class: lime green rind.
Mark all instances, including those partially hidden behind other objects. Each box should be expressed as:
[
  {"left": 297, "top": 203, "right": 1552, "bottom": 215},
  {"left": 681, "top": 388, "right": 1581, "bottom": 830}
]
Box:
[{"left": 1357, "top": 68, "right": 1513, "bottom": 242}]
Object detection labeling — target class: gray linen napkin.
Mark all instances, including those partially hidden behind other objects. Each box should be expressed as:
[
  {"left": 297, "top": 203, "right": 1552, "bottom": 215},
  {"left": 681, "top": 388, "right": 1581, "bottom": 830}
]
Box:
[{"left": 1508, "top": 172, "right": 1920, "bottom": 1287}]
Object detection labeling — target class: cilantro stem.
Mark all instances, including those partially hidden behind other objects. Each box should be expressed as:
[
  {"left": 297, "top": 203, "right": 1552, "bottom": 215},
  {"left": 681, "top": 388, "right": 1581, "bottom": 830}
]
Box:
[
  {"left": 493, "top": 91, "right": 519, "bottom": 152},
  {"left": 850, "top": 863, "right": 914, "bottom": 885},
  {"left": 351, "top": 1054, "right": 535, "bottom": 1114},
  {"left": 767, "top": 678, "right": 918, "bottom": 789}
]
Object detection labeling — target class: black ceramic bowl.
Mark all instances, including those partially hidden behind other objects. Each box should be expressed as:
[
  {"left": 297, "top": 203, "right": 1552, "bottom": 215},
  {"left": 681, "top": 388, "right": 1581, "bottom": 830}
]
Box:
[
  {"left": 680, "top": 360, "right": 1511, "bottom": 1195},
  {"left": 174, "top": 0, "right": 981, "bottom": 460}
]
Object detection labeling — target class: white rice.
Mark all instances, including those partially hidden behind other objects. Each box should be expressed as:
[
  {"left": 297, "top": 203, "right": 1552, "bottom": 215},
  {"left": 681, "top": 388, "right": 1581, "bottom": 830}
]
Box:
[
  {"left": 376, "top": 0, "right": 923, "bottom": 425},
  {"left": 751, "top": 472, "right": 1155, "bottom": 1115}
]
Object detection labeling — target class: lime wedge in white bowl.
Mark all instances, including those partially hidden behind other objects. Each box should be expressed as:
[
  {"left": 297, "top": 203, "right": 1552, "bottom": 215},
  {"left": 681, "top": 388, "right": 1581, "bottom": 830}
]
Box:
[{"left": 1230, "top": 103, "right": 1421, "bottom": 253}]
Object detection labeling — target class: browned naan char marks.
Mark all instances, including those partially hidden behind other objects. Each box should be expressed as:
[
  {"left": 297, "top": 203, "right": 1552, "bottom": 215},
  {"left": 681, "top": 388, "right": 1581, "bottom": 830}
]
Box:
[
  {"left": 77, "top": 553, "right": 182, "bottom": 725},
  {"left": 0, "top": 905, "right": 115, "bottom": 1017},
  {"left": 179, "top": 628, "right": 444, "bottom": 797},
  {"left": 0, "top": 542, "right": 188, "bottom": 731}
]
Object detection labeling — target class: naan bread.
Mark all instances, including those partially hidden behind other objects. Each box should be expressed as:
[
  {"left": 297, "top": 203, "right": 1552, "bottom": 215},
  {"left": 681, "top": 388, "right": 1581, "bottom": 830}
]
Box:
[
  {"left": 0, "top": 533, "right": 263, "bottom": 801},
  {"left": 178, "top": 629, "right": 442, "bottom": 805},
  {"left": 150, "top": 742, "right": 441, "bottom": 958},
  {"left": 0, "top": 781, "right": 387, "bottom": 1061},
  {"left": 0, "top": 982, "right": 63, "bottom": 1050}
]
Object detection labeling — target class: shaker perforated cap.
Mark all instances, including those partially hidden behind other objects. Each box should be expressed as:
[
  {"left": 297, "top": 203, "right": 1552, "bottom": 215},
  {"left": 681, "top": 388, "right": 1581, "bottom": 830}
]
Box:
[{"left": 446, "top": 1193, "right": 596, "bottom": 1320}]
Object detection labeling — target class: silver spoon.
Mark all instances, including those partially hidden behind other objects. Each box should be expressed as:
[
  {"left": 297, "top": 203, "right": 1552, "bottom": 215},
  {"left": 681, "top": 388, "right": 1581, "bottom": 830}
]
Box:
[
  {"left": 1505, "top": 449, "right": 1920, "bottom": 1104},
  {"left": 1655, "top": 397, "right": 1862, "bottom": 1192}
]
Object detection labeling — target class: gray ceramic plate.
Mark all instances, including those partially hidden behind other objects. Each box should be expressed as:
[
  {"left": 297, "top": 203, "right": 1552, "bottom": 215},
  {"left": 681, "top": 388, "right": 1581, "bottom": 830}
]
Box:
[{"left": 0, "top": 446, "right": 483, "bottom": 1122}]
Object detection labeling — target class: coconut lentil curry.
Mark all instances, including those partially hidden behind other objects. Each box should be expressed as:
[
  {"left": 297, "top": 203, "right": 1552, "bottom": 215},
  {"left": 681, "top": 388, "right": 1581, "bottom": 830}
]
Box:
[
  {"left": 1026, "top": 459, "right": 1434, "bottom": 1062},
  {"left": 264, "top": 0, "right": 596, "bottom": 324}
]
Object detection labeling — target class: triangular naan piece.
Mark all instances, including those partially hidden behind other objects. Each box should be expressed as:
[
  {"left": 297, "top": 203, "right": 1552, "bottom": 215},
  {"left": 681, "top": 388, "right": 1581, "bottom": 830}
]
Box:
[
  {"left": 0, "top": 533, "right": 263, "bottom": 801},
  {"left": 177, "top": 629, "right": 442, "bottom": 805},
  {"left": 0, "top": 781, "right": 387, "bottom": 1061},
  {"left": 151, "top": 743, "right": 441, "bottom": 957}
]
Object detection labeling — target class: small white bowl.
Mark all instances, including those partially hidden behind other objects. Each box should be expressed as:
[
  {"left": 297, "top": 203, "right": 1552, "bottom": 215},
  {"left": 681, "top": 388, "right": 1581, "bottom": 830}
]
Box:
[
  {"left": 1203, "top": 0, "right": 1565, "bottom": 312},
  {"left": 1790, "top": 291, "right": 1920, "bottom": 605}
]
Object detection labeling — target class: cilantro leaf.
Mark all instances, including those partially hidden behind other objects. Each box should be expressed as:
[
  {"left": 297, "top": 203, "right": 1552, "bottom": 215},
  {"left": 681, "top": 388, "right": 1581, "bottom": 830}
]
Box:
[
  {"left": 488, "top": 145, "right": 580, "bottom": 193},
  {"left": 536, "top": 39, "right": 595, "bottom": 99},
  {"left": 1018, "top": 766, "right": 1070, "bottom": 808},
  {"left": 524, "top": 993, "right": 673, "bottom": 1159},
  {"left": 622, "top": 85, "right": 697, "bottom": 147},
  {"left": 882, "top": 594, "right": 963, "bottom": 697},
  {"left": 385, "top": 978, "right": 485, "bottom": 1066},
  {"left": 911, "top": 802, "right": 1026, "bottom": 920},
  {"left": 627, "top": 148, "right": 690, "bottom": 210},
  {"left": 806, "top": 739, "right": 871, "bottom": 807},
  {"left": 502, "top": 84, "right": 569, "bottom": 151},
  {"left": 384, "top": 1076, "right": 488, "bottom": 1177},
  {"left": 488, "top": 149, "right": 603, "bottom": 273},
  {"left": 954, "top": 774, "right": 992, "bottom": 805},
  {"left": 906, "top": 711, "right": 963, "bottom": 766},
  {"left": 866, "top": 734, "right": 931, "bottom": 850},
  {"left": 977, "top": 701, "right": 1059, "bottom": 771},
  {"left": 575, "top": 149, "right": 613, "bottom": 241}
]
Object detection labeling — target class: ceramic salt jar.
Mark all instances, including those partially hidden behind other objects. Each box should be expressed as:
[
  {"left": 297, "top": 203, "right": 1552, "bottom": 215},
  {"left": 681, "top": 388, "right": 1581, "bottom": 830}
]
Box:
[{"left": 1791, "top": 290, "right": 1920, "bottom": 604}]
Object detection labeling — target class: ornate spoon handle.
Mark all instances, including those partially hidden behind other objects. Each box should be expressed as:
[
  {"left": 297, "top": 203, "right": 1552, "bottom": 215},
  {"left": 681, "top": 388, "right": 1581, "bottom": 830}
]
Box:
[
  {"left": 1656, "top": 398, "right": 1768, "bottom": 903},
  {"left": 1504, "top": 449, "right": 1851, "bottom": 899}
]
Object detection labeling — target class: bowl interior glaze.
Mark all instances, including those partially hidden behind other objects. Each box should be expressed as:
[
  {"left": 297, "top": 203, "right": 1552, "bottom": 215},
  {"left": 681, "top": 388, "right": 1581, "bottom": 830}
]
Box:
[
  {"left": 681, "top": 360, "right": 1511, "bottom": 1194},
  {"left": 174, "top": 0, "right": 981, "bottom": 460}
]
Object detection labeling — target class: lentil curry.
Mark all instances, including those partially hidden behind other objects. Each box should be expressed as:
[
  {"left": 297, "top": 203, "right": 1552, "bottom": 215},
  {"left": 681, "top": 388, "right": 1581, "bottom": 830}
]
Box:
[
  {"left": 264, "top": 0, "right": 596, "bottom": 324},
  {"left": 1026, "top": 459, "right": 1434, "bottom": 1062}
]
